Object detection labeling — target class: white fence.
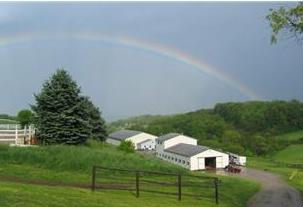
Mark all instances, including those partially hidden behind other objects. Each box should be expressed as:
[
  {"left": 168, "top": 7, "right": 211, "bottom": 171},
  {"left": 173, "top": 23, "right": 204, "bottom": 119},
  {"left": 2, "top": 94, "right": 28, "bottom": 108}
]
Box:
[{"left": 0, "top": 125, "right": 35, "bottom": 145}]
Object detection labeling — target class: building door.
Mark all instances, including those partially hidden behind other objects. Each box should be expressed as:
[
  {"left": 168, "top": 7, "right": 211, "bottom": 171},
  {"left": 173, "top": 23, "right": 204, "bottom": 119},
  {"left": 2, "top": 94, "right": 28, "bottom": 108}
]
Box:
[
  {"left": 205, "top": 157, "right": 216, "bottom": 169},
  {"left": 197, "top": 157, "right": 205, "bottom": 170}
]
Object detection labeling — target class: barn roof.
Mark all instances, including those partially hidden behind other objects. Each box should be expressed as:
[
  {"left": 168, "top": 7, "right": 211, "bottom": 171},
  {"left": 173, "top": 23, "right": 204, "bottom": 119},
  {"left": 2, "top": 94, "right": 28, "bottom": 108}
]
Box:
[
  {"left": 157, "top": 133, "right": 180, "bottom": 142},
  {"left": 108, "top": 130, "right": 142, "bottom": 141},
  {"left": 164, "top": 143, "right": 209, "bottom": 157},
  {"left": 137, "top": 139, "right": 153, "bottom": 145}
]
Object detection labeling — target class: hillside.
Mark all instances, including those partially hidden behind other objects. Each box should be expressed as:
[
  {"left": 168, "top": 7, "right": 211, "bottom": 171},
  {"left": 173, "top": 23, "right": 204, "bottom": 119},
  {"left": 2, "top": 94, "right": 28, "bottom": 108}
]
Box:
[
  {"left": 109, "top": 100, "right": 303, "bottom": 156},
  {"left": 0, "top": 141, "right": 259, "bottom": 207},
  {"left": 247, "top": 131, "right": 303, "bottom": 193},
  {"left": 0, "top": 119, "right": 17, "bottom": 124},
  {"left": 273, "top": 144, "right": 303, "bottom": 163}
]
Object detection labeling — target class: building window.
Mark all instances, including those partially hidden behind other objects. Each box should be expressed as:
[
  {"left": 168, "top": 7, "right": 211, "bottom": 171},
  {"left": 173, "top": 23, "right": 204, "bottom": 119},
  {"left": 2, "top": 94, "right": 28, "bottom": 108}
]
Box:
[
  {"left": 178, "top": 159, "right": 181, "bottom": 163},
  {"left": 187, "top": 162, "right": 190, "bottom": 165},
  {"left": 182, "top": 160, "right": 185, "bottom": 164}
]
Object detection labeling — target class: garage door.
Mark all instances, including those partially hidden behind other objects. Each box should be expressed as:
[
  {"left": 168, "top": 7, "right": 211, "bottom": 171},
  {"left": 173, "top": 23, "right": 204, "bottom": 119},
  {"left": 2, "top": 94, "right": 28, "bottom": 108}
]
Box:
[{"left": 216, "top": 156, "right": 223, "bottom": 168}]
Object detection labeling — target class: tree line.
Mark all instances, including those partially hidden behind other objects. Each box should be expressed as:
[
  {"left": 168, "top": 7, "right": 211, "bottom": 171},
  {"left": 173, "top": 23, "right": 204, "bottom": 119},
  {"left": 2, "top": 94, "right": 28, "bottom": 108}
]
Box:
[{"left": 122, "top": 100, "right": 303, "bottom": 156}]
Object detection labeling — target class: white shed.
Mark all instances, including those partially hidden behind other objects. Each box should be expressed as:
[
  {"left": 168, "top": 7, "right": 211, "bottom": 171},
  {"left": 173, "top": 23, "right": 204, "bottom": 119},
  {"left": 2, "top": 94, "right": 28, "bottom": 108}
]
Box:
[{"left": 107, "top": 130, "right": 157, "bottom": 150}]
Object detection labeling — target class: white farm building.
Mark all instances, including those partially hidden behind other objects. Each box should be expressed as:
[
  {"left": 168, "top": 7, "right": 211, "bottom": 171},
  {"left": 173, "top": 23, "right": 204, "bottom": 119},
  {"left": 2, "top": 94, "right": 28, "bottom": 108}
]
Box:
[
  {"left": 107, "top": 130, "right": 157, "bottom": 150},
  {"left": 156, "top": 133, "right": 229, "bottom": 171}
]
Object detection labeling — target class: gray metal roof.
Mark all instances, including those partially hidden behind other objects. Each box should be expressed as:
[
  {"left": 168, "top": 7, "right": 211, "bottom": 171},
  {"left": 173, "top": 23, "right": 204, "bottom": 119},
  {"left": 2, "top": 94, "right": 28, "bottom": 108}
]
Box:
[
  {"left": 164, "top": 143, "right": 209, "bottom": 157},
  {"left": 157, "top": 133, "right": 180, "bottom": 142},
  {"left": 137, "top": 139, "right": 153, "bottom": 145},
  {"left": 108, "top": 130, "right": 142, "bottom": 141}
]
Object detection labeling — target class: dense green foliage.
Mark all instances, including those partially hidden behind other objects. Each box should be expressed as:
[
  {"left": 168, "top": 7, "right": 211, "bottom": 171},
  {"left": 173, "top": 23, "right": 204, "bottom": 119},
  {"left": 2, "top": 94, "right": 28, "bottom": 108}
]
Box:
[
  {"left": 110, "top": 100, "right": 303, "bottom": 156},
  {"left": 17, "top": 109, "right": 33, "bottom": 128},
  {"left": 214, "top": 100, "right": 303, "bottom": 133},
  {"left": 118, "top": 140, "right": 135, "bottom": 153},
  {"left": 31, "top": 69, "right": 107, "bottom": 145},
  {"left": 267, "top": 3, "right": 303, "bottom": 44},
  {"left": 0, "top": 142, "right": 259, "bottom": 207},
  {"left": 82, "top": 97, "right": 107, "bottom": 141}
]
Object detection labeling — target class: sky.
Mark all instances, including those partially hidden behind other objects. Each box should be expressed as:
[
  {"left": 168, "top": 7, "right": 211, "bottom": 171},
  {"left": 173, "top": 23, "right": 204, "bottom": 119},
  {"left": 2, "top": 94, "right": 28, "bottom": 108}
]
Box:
[{"left": 0, "top": 2, "right": 302, "bottom": 121}]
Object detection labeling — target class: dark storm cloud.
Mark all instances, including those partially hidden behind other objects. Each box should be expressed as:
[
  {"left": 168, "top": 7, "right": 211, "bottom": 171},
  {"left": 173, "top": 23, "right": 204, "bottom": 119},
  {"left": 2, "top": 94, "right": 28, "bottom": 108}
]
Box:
[{"left": 0, "top": 2, "right": 302, "bottom": 121}]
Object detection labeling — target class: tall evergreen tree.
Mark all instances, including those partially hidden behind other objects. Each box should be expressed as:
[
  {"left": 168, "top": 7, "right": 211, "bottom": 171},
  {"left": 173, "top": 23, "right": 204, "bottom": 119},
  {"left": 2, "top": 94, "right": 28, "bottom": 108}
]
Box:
[
  {"left": 32, "top": 69, "right": 92, "bottom": 145},
  {"left": 82, "top": 97, "right": 107, "bottom": 141}
]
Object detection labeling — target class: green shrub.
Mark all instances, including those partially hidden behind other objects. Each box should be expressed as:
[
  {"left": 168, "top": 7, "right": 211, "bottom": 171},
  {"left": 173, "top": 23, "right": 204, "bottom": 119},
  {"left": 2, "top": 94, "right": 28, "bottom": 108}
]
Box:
[{"left": 118, "top": 140, "right": 135, "bottom": 153}]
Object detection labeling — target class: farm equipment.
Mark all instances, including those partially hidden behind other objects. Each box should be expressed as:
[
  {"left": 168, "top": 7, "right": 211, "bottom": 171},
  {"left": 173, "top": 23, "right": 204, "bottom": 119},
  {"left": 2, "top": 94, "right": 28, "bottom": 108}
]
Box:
[{"left": 225, "top": 164, "right": 241, "bottom": 174}]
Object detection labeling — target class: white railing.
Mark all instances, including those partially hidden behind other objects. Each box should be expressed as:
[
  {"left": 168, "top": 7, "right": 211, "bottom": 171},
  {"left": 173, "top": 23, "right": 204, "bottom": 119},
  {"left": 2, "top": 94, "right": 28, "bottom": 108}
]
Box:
[
  {"left": 0, "top": 124, "right": 22, "bottom": 130},
  {"left": 0, "top": 125, "right": 35, "bottom": 145}
]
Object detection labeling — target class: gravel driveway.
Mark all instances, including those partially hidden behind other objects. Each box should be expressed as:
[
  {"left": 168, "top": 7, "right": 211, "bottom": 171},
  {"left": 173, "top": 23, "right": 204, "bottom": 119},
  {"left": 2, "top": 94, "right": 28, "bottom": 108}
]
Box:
[{"left": 240, "top": 168, "right": 303, "bottom": 207}]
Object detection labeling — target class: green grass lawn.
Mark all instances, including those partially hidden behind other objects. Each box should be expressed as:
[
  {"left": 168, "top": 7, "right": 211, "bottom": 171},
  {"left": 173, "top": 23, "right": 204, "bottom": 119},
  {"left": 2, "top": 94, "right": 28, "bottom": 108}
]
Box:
[
  {"left": 0, "top": 181, "right": 225, "bottom": 207},
  {"left": 273, "top": 144, "right": 303, "bottom": 163},
  {"left": 0, "top": 119, "right": 17, "bottom": 124},
  {"left": 0, "top": 141, "right": 259, "bottom": 207},
  {"left": 275, "top": 130, "right": 303, "bottom": 142}
]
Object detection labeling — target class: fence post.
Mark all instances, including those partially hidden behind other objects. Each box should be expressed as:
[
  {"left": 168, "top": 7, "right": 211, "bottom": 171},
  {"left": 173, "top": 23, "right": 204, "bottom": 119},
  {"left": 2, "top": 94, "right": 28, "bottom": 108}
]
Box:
[
  {"left": 92, "top": 166, "right": 96, "bottom": 191},
  {"left": 136, "top": 171, "right": 140, "bottom": 198},
  {"left": 214, "top": 178, "right": 219, "bottom": 204},
  {"left": 28, "top": 125, "right": 31, "bottom": 145},
  {"left": 15, "top": 125, "right": 18, "bottom": 145},
  {"left": 178, "top": 173, "right": 181, "bottom": 201},
  {"left": 23, "top": 126, "right": 26, "bottom": 144}
]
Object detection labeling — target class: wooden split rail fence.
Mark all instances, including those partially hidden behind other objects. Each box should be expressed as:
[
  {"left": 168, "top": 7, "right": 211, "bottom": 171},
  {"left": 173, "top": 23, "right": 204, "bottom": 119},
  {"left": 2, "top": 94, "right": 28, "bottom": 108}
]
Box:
[{"left": 91, "top": 165, "right": 220, "bottom": 204}]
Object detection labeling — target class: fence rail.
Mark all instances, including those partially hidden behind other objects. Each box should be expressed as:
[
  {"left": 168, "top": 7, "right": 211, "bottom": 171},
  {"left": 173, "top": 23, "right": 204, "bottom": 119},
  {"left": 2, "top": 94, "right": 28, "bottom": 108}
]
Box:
[
  {"left": 91, "top": 165, "right": 220, "bottom": 204},
  {"left": 0, "top": 125, "right": 35, "bottom": 145},
  {"left": 270, "top": 160, "right": 303, "bottom": 169}
]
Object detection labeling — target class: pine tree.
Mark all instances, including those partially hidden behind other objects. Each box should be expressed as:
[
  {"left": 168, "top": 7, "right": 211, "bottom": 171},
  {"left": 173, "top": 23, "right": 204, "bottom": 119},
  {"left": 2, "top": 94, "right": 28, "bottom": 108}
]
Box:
[
  {"left": 82, "top": 97, "right": 107, "bottom": 141},
  {"left": 32, "top": 69, "right": 92, "bottom": 145}
]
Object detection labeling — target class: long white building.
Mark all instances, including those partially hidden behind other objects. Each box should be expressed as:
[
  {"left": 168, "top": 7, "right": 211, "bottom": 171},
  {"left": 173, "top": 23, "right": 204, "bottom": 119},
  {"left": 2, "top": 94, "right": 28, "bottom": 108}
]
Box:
[{"left": 156, "top": 133, "right": 229, "bottom": 171}]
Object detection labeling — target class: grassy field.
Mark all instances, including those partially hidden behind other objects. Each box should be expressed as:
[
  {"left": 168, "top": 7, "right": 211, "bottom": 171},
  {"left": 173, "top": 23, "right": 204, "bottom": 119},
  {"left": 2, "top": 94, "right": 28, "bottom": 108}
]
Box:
[
  {"left": 275, "top": 130, "right": 303, "bottom": 142},
  {"left": 247, "top": 136, "right": 303, "bottom": 194},
  {"left": 248, "top": 156, "right": 303, "bottom": 193},
  {"left": 0, "top": 119, "right": 17, "bottom": 124},
  {"left": 273, "top": 144, "right": 303, "bottom": 163},
  {"left": 0, "top": 141, "right": 259, "bottom": 207}
]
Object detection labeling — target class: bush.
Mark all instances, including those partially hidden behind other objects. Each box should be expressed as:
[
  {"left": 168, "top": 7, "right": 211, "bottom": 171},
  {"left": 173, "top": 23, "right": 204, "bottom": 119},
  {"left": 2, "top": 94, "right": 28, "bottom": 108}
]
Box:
[
  {"left": 118, "top": 140, "right": 135, "bottom": 153},
  {"left": 17, "top": 109, "right": 33, "bottom": 128}
]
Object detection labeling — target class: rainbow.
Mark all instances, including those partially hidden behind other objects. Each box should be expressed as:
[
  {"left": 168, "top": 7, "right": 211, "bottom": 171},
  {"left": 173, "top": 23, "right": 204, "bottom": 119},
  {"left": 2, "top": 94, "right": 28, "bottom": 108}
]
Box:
[{"left": 0, "top": 31, "right": 261, "bottom": 100}]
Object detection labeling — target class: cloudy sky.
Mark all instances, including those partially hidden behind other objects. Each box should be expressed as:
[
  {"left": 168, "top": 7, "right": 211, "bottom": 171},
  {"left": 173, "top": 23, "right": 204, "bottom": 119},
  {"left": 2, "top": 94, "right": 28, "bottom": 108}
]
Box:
[{"left": 0, "top": 2, "right": 302, "bottom": 121}]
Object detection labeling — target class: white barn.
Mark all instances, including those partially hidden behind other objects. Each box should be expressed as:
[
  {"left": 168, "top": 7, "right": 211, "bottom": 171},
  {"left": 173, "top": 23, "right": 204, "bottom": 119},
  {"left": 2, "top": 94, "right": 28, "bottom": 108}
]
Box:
[
  {"left": 156, "top": 133, "right": 229, "bottom": 170},
  {"left": 107, "top": 130, "right": 157, "bottom": 150}
]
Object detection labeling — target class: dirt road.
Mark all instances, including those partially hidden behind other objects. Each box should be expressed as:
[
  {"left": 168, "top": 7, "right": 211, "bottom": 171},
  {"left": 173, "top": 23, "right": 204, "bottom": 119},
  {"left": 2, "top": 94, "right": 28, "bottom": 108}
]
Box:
[{"left": 240, "top": 168, "right": 302, "bottom": 207}]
